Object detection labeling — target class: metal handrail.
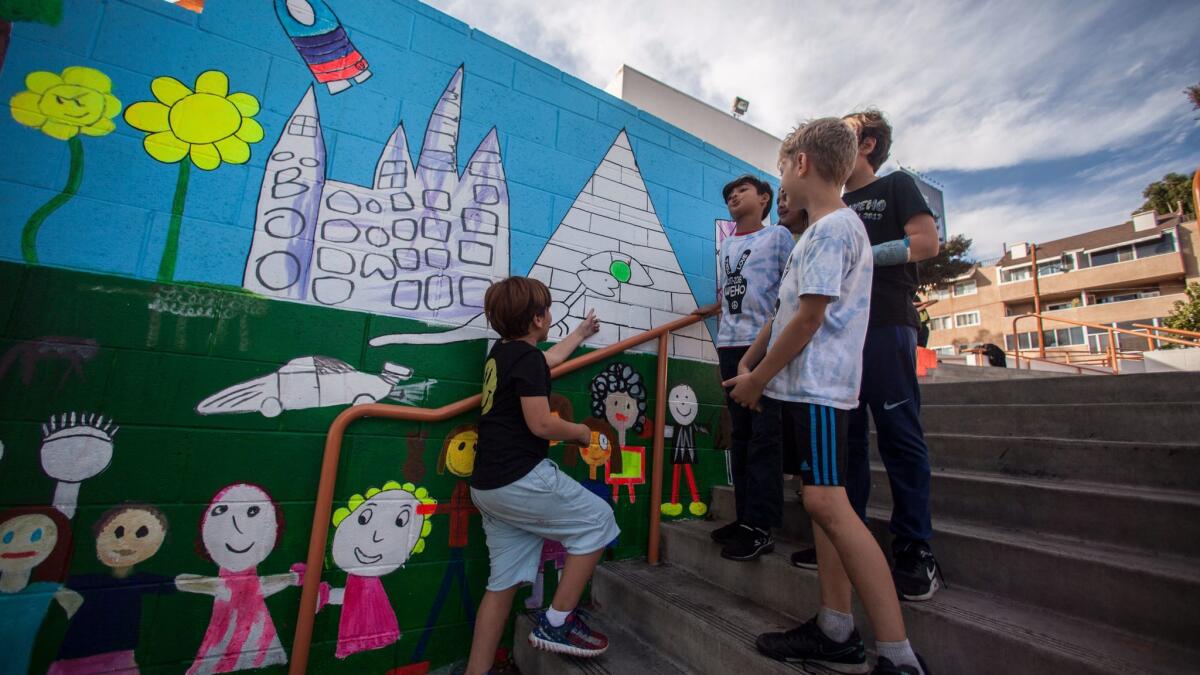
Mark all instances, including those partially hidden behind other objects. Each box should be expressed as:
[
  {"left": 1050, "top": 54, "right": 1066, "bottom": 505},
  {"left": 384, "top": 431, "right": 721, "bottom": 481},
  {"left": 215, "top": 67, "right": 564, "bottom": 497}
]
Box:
[
  {"left": 288, "top": 311, "right": 710, "bottom": 674},
  {"left": 1132, "top": 323, "right": 1200, "bottom": 339},
  {"left": 1011, "top": 313, "right": 1200, "bottom": 374}
]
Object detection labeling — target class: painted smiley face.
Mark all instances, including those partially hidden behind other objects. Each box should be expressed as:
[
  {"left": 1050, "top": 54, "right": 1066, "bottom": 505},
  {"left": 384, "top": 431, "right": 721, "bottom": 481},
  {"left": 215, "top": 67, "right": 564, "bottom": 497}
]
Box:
[
  {"left": 0, "top": 514, "right": 58, "bottom": 575},
  {"left": 201, "top": 484, "right": 278, "bottom": 572},
  {"left": 443, "top": 428, "right": 477, "bottom": 478},
  {"left": 668, "top": 385, "right": 698, "bottom": 426},
  {"left": 580, "top": 429, "right": 612, "bottom": 468},
  {"left": 330, "top": 489, "right": 425, "bottom": 577},
  {"left": 95, "top": 509, "right": 167, "bottom": 569},
  {"left": 38, "top": 84, "right": 107, "bottom": 127},
  {"left": 604, "top": 392, "right": 637, "bottom": 432}
]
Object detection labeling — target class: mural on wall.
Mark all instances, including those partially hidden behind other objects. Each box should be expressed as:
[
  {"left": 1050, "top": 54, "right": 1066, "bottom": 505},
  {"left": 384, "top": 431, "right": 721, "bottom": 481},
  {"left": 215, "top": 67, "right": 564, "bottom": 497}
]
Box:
[
  {"left": 525, "top": 539, "right": 566, "bottom": 610},
  {"left": 49, "top": 504, "right": 173, "bottom": 675},
  {"left": 0, "top": 1, "right": 64, "bottom": 73},
  {"left": 146, "top": 286, "right": 270, "bottom": 352},
  {"left": 163, "top": 0, "right": 205, "bottom": 13},
  {"left": 403, "top": 428, "right": 429, "bottom": 482},
  {"left": 176, "top": 483, "right": 299, "bottom": 675},
  {"left": 0, "top": 336, "right": 99, "bottom": 390},
  {"left": 9, "top": 66, "right": 121, "bottom": 264},
  {"left": 527, "top": 131, "right": 714, "bottom": 361},
  {"left": 274, "top": 0, "right": 369, "bottom": 95},
  {"left": 661, "top": 384, "right": 708, "bottom": 517},
  {"left": 316, "top": 481, "right": 435, "bottom": 659},
  {"left": 715, "top": 218, "right": 737, "bottom": 248},
  {"left": 1, "top": 412, "right": 113, "bottom": 675},
  {"left": 713, "top": 407, "right": 733, "bottom": 485},
  {"left": 409, "top": 425, "right": 478, "bottom": 664},
  {"left": 196, "top": 356, "right": 414, "bottom": 417},
  {"left": 590, "top": 363, "right": 646, "bottom": 504},
  {"left": 124, "top": 70, "right": 264, "bottom": 282},
  {"left": 243, "top": 67, "right": 509, "bottom": 325}
]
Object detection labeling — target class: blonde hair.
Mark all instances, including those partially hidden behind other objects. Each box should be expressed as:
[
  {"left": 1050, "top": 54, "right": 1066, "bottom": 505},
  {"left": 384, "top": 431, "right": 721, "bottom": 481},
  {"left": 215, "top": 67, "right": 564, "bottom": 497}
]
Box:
[
  {"left": 778, "top": 118, "right": 859, "bottom": 185},
  {"left": 332, "top": 481, "right": 437, "bottom": 555}
]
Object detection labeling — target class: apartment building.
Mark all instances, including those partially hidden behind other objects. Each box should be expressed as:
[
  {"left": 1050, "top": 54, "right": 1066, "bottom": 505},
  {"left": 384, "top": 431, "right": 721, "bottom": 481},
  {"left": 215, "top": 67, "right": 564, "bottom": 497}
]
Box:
[{"left": 924, "top": 209, "right": 1200, "bottom": 357}]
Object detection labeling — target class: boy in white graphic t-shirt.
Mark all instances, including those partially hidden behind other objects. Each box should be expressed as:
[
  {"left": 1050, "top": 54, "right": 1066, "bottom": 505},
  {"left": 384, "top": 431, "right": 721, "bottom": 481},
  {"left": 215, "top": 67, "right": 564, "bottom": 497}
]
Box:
[
  {"left": 726, "top": 118, "right": 927, "bottom": 675},
  {"left": 695, "top": 174, "right": 793, "bottom": 561}
]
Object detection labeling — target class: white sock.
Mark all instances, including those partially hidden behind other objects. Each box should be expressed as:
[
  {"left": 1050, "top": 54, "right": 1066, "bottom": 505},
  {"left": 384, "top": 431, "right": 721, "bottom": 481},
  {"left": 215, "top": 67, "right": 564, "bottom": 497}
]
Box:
[
  {"left": 817, "top": 606, "right": 854, "bottom": 643},
  {"left": 876, "top": 639, "right": 922, "bottom": 674},
  {"left": 546, "top": 606, "right": 571, "bottom": 627}
]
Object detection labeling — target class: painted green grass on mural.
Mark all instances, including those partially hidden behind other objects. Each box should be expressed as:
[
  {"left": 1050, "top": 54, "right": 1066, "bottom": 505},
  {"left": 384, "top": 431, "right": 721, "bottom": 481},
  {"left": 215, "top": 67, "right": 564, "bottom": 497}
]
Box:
[
  {"left": 158, "top": 160, "right": 190, "bottom": 282},
  {"left": 21, "top": 136, "right": 82, "bottom": 264}
]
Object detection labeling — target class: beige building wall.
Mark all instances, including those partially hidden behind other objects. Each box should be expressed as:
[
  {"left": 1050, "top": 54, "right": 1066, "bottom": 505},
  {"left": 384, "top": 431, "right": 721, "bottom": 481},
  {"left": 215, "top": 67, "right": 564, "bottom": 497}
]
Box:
[{"left": 924, "top": 216, "right": 1199, "bottom": 355}]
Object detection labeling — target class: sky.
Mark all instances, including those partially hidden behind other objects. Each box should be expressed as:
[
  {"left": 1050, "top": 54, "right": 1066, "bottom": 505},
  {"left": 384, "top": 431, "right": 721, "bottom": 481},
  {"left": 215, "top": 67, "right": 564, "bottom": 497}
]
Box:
[{"left": 425, "top": 0, "right": 1200, "bottom": 260}]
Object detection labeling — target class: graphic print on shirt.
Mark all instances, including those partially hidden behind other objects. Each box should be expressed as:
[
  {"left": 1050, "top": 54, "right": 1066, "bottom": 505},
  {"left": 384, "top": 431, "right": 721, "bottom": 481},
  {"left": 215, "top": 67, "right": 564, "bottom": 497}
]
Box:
[
  {"left": 848, "top": 198, "right": 887, "bottom": 222},
  {"left": 722, "top": 250, "right": 752, "bottom": 315}
]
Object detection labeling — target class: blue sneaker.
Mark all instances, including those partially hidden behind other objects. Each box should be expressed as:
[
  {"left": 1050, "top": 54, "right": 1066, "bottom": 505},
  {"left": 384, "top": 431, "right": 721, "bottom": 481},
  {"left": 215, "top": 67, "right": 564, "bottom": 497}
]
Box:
[{"left": 527, "top": 609, "right": 609, "bottom": 657}]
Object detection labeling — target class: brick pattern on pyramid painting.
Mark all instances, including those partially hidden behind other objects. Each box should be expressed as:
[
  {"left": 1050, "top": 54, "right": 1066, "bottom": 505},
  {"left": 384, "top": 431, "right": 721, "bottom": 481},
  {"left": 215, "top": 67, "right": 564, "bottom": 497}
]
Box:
[{"left": 528, "top": 131, "right": 716, "bottom": 362}]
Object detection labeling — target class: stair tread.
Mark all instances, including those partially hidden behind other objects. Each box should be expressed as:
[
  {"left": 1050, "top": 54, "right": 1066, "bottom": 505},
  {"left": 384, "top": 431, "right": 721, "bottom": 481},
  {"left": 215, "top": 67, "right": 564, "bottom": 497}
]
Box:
[
  {"left": 669, "top": 520, "right": 1200, "bottom": 674},
  {"left": 514, "top": 610, "right": 691, "bottom": 675},
  {"left": 714, "top": 485, "right": 1200, "bottom": 581},
  {"left": 918, "top": 431, "right": 1200, "bottom": 451}
]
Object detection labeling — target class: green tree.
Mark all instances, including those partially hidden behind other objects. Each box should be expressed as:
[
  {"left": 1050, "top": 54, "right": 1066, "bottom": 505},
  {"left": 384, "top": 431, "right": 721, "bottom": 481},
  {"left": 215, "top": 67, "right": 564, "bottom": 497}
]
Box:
[
  {"left": 1187, "top": 82, "right": 1200, "bottom": 114},
  {"left": 1164, "top": 283, "right": 1200, "bottom": 335},
  {"left": 1136, "top": 172, "right": 1194, "bottom": 220},
  {"left": 917, "top": 234, "right": 974, "bottom": 291}
]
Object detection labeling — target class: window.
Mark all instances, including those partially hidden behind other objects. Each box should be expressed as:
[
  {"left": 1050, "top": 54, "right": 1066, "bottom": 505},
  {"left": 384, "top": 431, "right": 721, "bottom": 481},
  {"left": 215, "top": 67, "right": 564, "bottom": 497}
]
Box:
[
  {"left": 1134, "top": 231, "right": 1176, "bottom": 258},
  {"left": 929, "top": 287, "right": 951, "bottom": 300},
  {"left": 952, "top": 279, "right": 977, "bottom": 296},
  {"left": 1038, "top": 256, "right": 1073, "bottom": 276},
  {"left": 931, "top": 346, "right": 956, "bottom": 356},
  {"left": 1045, "top": 301, "right": 1074, "bottom": 311},
  {"left": 954, "top": 311, "right": 980, "bottom": 327},
  {"left": 1093, "top": 290, "right": 1159, "bottom": 305},
  {"left": 1006, "top": 327, "right": 1085, "bottom": 350},
  {"left": 1000, "top": 265, "right": 1032, "bottom": 283},
  {"left": 287, "top": 114, "right": 319, "bottom": 138},
  {"left": 928, "top": 316, "right": 952, "bottom": 331},
  {"left": 1088, "top": 244, "right": 1135, "bottom": 267}
]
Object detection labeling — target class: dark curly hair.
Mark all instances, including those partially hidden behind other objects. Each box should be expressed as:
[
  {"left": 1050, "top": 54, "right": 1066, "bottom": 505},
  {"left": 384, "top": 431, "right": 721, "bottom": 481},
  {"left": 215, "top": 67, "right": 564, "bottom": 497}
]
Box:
[{"left": 589, "top": 363, "right": 647, "bottom": 434}]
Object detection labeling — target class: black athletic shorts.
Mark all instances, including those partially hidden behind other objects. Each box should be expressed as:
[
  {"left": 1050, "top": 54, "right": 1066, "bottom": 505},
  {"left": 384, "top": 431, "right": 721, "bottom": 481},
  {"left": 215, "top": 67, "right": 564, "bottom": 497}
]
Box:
[{"left": 782, "top": 401, "right": 848, "bottom": 487}]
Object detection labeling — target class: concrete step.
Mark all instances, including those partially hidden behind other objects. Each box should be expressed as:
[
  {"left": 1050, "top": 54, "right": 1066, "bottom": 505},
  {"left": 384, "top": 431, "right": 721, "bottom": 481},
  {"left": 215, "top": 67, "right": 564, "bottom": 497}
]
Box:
[
  {"left": 593, "top": 560, "right": 838, "bottom": 674},
  {"left": 919, "top": 402, "right": 1200, "bottom": 443},
  {"left": 513, "top": 609, "right": 690, "bottom": 675},
  {"left": 710, "top": 486, "right": 1200, "bottom": 647},
  {"left": 920, "top": 371, "right": 1200, "bottom": 406},
  {"left": 866, "top": 466, "right": 1200, "bottom": 558},
  {"left": 661, "top": 520, "right": 1198, "bottom": 675},
  {"left": 918, "top": 432, "right": 1200, "bottom": 490},
  {"left": 920, "top": 362, "right": 1067, "bottom": 382}
]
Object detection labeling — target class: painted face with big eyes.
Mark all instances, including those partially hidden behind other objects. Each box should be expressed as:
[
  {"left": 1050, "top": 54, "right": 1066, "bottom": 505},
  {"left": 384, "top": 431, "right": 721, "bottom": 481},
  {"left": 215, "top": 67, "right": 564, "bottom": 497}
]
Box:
[
  {"left": 443, "top": 428, "right": 477, "bottom": 478},
  {"left": 201, "top": 484, "right": 278, "bottom": 572},
  {"left": 95, "top": 509, "right": 167, "bottom": 569},
  {"left": 331, "top": 489, "right": 424, "bottom": 577},
  {"left": 668, "top": 385, "right": 698, "bottom": 426},
  {"left": 0, "top": 514, "right": 58, "bottom": 576},
  {"left": 604, "top": 392, "right": 637, "bottom": 434},
  {"left": 581, "top": 429, "right": 612, "bottom": 468}
]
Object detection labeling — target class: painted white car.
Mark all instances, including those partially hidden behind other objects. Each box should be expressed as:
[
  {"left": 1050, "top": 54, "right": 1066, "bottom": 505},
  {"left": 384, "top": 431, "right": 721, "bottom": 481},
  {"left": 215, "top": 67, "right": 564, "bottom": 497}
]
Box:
[{"left": 196, "top": 356, "right": 412, "bottom": 418}]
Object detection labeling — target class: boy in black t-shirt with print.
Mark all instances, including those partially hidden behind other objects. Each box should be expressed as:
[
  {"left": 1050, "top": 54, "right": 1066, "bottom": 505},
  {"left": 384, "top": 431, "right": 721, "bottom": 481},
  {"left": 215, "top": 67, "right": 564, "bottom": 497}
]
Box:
[
  {"left": 463, "top": 277, "right": 620, "bottom": 675},
  {"left": 791, "top": 109, "right": 945, "bottom": 601}
]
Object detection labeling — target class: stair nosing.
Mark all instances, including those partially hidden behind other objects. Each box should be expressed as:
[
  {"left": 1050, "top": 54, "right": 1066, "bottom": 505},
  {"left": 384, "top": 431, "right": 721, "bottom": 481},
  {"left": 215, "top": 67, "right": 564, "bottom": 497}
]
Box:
[{"left": 867, "top": 465, "right": 1200, "bottom": 504}]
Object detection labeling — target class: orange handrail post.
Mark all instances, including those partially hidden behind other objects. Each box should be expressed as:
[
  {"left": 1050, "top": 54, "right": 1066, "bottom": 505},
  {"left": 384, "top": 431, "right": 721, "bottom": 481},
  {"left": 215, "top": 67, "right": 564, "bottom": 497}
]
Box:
[
  {"left": 288, "top": 312, "right": 708, "bottom": 674},
  {"left": 647, "top": 332, "right": 670, "bottom": 566}
]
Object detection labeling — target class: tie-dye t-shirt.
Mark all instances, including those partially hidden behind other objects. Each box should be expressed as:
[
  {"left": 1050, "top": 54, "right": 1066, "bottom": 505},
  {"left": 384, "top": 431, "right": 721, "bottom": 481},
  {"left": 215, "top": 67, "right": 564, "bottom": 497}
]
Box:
[
  {"left": 764, "top": 208, "right": 873, "bottom": 410},
  {"left": 716, "top": 225, "right": 795, "bottom": 347}
]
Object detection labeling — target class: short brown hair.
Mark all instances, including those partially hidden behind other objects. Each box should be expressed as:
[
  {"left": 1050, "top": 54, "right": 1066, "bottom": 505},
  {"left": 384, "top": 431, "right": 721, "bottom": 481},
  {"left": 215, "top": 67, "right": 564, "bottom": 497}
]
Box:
[
  {"left": 721, "top": 174, "right": 775, "bottom": 221},
  {"left": 842, "top": 109, "right": 892, "bottom": 171},
  {"left": 778, "top": 118, "right": 858, "bottom": 185},
  {"left": 484, "top": 276, "right": 552, "bottom": 340},
  {"left": 92, "top": 503, "right": 168, "bottom": 537}
]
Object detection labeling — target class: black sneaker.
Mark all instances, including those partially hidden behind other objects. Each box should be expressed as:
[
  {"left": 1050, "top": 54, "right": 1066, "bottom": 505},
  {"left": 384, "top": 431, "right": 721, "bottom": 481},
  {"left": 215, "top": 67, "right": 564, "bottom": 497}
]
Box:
[
  {"left": 872, "top": 653, "right": 930, "bottom": 674},
  {"left": 755, "top": 617, "right": 868, "bottom": 673},
  {"left": 710, "top": 520, "right": 741, "bottom": 545},
  {"left": 790, "top": 546, "right": 818, "bottom": 569},
  {"left": 720, "top": 524, "right": 774, "bottom": 561},
  {"left": 892, "top": 541, "right": 943, "bottom": 601}
]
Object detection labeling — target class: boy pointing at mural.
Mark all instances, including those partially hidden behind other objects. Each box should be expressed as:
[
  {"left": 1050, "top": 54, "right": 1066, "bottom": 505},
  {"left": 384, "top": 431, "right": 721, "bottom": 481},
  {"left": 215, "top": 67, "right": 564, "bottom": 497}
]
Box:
[{"left": 464, "top": 277, "right": 619, "bottom": 674}]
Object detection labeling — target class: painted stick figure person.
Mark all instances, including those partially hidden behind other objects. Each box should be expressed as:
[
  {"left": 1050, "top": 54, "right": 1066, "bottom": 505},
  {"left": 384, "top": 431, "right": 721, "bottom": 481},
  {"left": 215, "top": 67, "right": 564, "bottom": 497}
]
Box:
[
  {"left": 273, "top": 0, "right": 371, "bottom": 95},
  {"left": 49, "top": 504, "right": 173, "bottom": 675},
  {"left": 177, "top": 483, "right": 299, "bottom": 674},
  {"left": 410, "top": 426, "right": 478, "bottom": 664},
  {"left": 590, "top": 363, "right": 647, "bottom": 504},
  {"left": 318, "top": 481, "right": 436, "bottom": 659},
  {"left": 661, "top": 384, "right": 710, "bottom": 518},
  {"left": 1, "top": 412, "right": 116, "bottom": 675}
]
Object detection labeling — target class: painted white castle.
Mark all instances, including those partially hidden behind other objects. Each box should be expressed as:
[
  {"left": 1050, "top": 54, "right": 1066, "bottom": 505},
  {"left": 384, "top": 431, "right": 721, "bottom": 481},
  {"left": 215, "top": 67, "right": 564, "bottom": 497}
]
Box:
[{"left": 242, "top": 67, "right": 509, "bottom": 322}]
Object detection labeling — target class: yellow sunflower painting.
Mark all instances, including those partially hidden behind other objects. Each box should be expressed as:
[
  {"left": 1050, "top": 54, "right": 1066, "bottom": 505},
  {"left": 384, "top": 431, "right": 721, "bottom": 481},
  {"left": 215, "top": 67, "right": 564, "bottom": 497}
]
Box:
[
  {"left": 9, "top": 66, "right": 121, "bottom": 264},
  {"left": 124, "top": 70, "right": 263, "bottom": 281}
]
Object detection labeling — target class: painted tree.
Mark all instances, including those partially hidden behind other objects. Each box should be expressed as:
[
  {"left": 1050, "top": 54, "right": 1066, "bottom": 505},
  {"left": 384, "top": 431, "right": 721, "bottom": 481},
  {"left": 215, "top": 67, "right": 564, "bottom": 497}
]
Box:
[
  {"left": 917, "top": 234, "right": 974, "bottom": 291},
  {"left": 0, "top": 0, "right": 63, "bottom": 73},
  {"left": 1135, "top": 172, "right": 1194, "bottom": 220}
]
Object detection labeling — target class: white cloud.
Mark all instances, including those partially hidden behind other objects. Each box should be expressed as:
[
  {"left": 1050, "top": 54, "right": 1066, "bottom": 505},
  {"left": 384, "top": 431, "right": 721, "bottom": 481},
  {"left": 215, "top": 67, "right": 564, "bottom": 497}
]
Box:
[{"left": 426, "top": 0, "right": 1199, "bottom": 173}]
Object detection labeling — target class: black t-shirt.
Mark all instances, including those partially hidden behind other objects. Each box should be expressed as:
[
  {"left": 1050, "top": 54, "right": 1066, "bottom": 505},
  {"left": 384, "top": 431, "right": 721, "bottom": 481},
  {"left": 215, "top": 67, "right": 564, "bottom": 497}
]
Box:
[
  {"left": 472, "top": 340, "right": 552, "bottom": 490},
  {"left": 843, "top": 172, "right": 933, "bottom": 327}
]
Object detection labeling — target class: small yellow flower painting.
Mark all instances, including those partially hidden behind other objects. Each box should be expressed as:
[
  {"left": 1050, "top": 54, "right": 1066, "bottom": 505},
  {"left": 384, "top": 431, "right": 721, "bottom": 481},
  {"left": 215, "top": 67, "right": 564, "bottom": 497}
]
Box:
[
  {"left": 124, "top": 70, "right": 263, "bottom": 171},
  {"left": 10, "top": 66, "right": 121, "bottom": 140}
]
